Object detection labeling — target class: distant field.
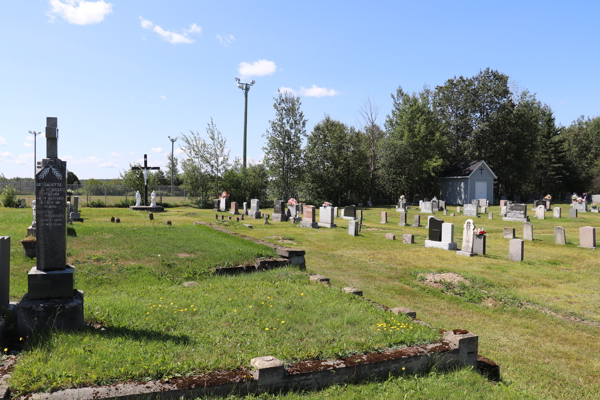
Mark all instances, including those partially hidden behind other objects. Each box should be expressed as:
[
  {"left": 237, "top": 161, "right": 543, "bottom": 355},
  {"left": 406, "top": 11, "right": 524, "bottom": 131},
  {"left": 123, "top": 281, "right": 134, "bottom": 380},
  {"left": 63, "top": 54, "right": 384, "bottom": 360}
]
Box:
[{"left": 16, "top": 194, "right": 189, "bottom": 206}]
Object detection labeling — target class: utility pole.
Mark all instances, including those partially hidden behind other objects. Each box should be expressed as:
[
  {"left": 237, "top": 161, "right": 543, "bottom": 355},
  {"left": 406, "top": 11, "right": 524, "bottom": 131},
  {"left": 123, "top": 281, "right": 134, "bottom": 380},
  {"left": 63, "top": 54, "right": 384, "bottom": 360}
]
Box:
[
  {"left": 28, "top": 130, "right": 41, "bottom": 178},
  {"left": 235, "top": 77, "right": 256, "bottom": 170},
  {"left": 168, "top": 136, "right": 178, "bottom": 197}
]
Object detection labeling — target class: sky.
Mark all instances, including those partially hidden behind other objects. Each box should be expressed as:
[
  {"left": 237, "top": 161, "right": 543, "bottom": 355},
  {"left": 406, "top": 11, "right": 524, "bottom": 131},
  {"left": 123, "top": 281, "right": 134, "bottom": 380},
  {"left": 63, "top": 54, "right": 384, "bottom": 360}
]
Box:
[{"left": 1, "top": 0, "right": 599, "bottom": 180}]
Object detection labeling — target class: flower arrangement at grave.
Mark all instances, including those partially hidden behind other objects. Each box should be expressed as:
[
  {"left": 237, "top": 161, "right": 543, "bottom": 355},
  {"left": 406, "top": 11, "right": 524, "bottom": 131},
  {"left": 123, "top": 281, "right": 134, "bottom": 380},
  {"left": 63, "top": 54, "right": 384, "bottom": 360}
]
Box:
[
  {"left": 474, "top": 228, "right": 487, "bottom": 236},
  {"left": 572, "top": 194, "right": 578, "bottom": 200},
  {"left": 544, "top": 194, "right": 552, "bottom": 200},
  {"left": 592, "top": 203, "right": 598, "bottom": 209},
  {"left": 323, "top": 201, "right": 332, "bottom": 207},
  {"left": 219, "top": 191, "right": 229, "bottom": 198},
  {"left": 287, "top": 198, "right": 298, "bottom": 205},
  {"left": 400, "top": 195, "right": 405, "bottom": 199},
  {"left": 576, "top": 197, "right": 585, "bottom": 203},
  {"left": 67, "top": 189, "right": 74, "bottom": 195}
]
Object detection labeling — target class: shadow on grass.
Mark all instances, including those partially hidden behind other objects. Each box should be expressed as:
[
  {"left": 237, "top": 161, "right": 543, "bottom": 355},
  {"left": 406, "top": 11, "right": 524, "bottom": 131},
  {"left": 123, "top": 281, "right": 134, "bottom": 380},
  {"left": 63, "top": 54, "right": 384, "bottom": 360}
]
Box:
[{"left": 67, "top": 227, "right": 77, "bottom": 237}]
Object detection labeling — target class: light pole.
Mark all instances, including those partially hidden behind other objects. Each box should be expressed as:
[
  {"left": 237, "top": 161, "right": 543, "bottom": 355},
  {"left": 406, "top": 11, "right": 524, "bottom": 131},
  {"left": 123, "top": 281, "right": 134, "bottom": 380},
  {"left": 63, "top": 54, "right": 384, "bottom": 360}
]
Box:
[
  {"left": 168, "top": 136, "right": 178, "bottom": 197},
  {"left": 235, "top": 77, "right": 256, "bottom": 170},
  {"left": 28, "top": 130, "right": 41, "bottom": 178}
]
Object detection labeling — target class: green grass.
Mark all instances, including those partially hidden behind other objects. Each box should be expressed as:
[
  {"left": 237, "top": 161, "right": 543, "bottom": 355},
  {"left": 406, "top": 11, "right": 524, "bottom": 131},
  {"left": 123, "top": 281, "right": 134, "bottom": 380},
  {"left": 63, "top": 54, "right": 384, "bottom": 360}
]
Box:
[{"left": 1, "top": 208, "right": 438, "bottom": 396}]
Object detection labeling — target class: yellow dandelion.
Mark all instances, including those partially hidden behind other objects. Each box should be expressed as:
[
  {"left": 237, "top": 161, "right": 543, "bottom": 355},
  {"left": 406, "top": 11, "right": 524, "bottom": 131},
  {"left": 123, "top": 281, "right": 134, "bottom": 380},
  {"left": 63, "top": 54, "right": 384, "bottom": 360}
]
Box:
[
  {"left": 160, "top": 297, "right": 163, "bottom": 300},
  {"left": 228, "top": 298, "right": 232, "bottom": 301},
  {"left": 268, "top": 305, "right": 273, "bottom": 307},
  {"left": 3, "top": 348, "right": 7, "bottom": 352},
  {"left": 280, "top": 321, "right": 285, "bottom": 324},
  {"left": 248, "top": 306, "right": 252, "bottom": 308},
  {"left": 402, "top": 367, "right": 406, "bottom": 371},
  {"left": 265, "top": 328, "right": 269, "bottom": 331},
  {"left": 193, "top": 309, "right": 197, "bottom": 311},
  {"left": 300, "top": 293, "right": 304, "bottom": 296},
  {"left": 232, "top": 309, "right": 237, "bottom": 312},
  {"left": 19, "top": 337, "right": 23, "bottom": 341}
]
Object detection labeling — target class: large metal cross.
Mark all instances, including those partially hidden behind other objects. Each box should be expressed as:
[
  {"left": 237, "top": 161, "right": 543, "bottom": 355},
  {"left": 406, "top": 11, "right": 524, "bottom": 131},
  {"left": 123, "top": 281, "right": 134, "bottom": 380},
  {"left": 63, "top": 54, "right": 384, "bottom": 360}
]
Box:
[{"left": 131, "top": 154, "right": 160, "bottom": 206}]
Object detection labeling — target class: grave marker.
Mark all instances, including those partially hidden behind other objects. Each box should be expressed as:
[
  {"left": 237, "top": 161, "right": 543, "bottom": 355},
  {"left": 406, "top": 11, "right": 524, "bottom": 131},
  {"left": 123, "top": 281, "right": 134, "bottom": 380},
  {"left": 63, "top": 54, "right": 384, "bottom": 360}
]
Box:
[
  {"left": 319, "top": 206, "right": 336, "bottom": 228},
  {"left": 456, "top": 219, "right": 476, "bottom": 256},
  {"left": 412, "top": 215, "right": 420, "bottom": 228},
  {"left": 508, "top": 239, "right": 524, "bottom": 261},
  {"left": 553, "top": 207, "right": 561, "bottom": 218},
  {"left": 300, "top": 206, "right": 318, "bottom": 229},
  {"left": 398, "top": 211, "right": 408, "bottom": 226},
  {"left": 555, "top": 226, "right": 566, "bottom": 245},
  {"left": 343, "top": 205, "right": 356, "bottom": 220},
  {"left": 0, "top": 237, "right": 9, "bottom": 312},
  {"left": 579, "top": 226, "right": 596, "bottom": 249},
  {"left": 464, "top": 204, "right": 479, "bottom": 217},
  {"left": 380, "top": 211, "right": 388, "bottom": 224},
  {"left": 524, "top": 222, "right": 533, "bottom": 241},
  {"left": 504, "top": 227, "right": 516, "bottom": 239},
  {"left": 348, "top": 219, "right": 359, "bottom": 236},
  {"left": 536, "top": 205, "right": 545, "bottom": 220},
  {"left": 504, "top": 203, "right": 528, "bottom": 222},
  {"left": 568, "top": 209, "right": 577, "bottom": 219},
  {"left": 403, "top": 234, "right": 414, "bottom": 244}
]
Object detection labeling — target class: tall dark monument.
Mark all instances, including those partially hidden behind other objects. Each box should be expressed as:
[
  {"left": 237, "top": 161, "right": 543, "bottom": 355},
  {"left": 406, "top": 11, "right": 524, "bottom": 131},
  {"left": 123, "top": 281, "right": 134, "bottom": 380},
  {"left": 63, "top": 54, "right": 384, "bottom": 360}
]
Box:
[{"left": 16, "top": 117, "right": 84, "bottom": 336}]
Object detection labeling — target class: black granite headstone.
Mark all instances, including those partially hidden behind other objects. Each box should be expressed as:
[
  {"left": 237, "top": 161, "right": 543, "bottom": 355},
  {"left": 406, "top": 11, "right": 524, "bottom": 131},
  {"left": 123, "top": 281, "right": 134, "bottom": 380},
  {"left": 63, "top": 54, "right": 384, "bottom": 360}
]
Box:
[
  {"left": 214, "top": 199, "right": 219, "bottom": 210},
  {"left": 344, "top": 205, "right": 356, "bottom": 219},
  {"left": 428, "top": 217, "right": 444, "bottom": 241},
  {"left": 274, "top": 200, "right": 285, "bottom": 215}
]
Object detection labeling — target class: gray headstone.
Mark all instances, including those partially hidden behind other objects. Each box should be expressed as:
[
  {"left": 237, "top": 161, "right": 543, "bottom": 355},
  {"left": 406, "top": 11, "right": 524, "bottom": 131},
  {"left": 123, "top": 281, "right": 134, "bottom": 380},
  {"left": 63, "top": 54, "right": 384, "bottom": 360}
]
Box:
[
  {"left": 412, "top": 214, "right": 420, "bottom": 227},
  {"left": 536, "top": 205, "right": 545, "bottom": 220},
  {"left": 508, "top": 239, "right": 524, "bottom": 262},
  {"left": 461, "top": 219, "right": 475, "bottom": 253},
  {"left": 403, "top": 234, "right": 414, "bottom": 244},
  {"left": 524, "top": 222, "right": 533, "bottom": 241},
  {"left": 463, "top": 204, "right": 479, "bottom": 217},
  {"left": 504, "top": 227, "right": 516, "bottom": 239},
  {"left": 428, "top": 217, "right": 444, "bottom": 241},
  {"left": 473, "top": 235, "right": 486, "bottom": 256},
  {"left": 243, "top": 202, "right": 248, "bottom": 215},
  {"left": 573, "top": 202, "right": 588, "bottom": 213},
  {"left": 0, "top": 237, "right": 10, "bottom": 312},
  {"left": 421, "top": 201, "right": 434, "bottom": 214},
  {"left": 398, "top": 211, "right": 408, "bottom": 226},
  {"left": 504, "top": 203, "right": 528, "bottom": 222},
  {"left": 441, "top": 222, "right": 454, "bottom": 244},
  {"left": 213, "top": 199, "right": 219, "bottom": 210},
  {"left": 500, "top": 206, "right": 507, "bottom": 216},
  {"left": 553, "top": 207, "right": 561, "bottom": 218},
  {"left": 568, "top": 209, "right": 577, "bottom": 218},
  {"left": 591, "top": 194, "right": 600, "bottom": 204},
  {"left": 456, "top": 206, "right": 461, "bottom": 214},
  {"left": 579, "top": 226, "right": 596, "bottom": 249},
  {"left": 219, "top": 197, "right": 229, "bottom": 212},
  {"left": 274, "top": 200, "right": 285, "bottom": 215},
  {"left": 319, "top": 206, "right": 336, "bottom": 228},
  {"left": 348, "top": 219, "right": 359, "bottom": 236},
  {"left": 555, "top": 226, "right": 566, "bottom": 245},
  {"left": 380, "top": 211, "right": 388, "bottom": 224},
  {"left": 488, "top": 212, "right": 493, "bottom": 220}
]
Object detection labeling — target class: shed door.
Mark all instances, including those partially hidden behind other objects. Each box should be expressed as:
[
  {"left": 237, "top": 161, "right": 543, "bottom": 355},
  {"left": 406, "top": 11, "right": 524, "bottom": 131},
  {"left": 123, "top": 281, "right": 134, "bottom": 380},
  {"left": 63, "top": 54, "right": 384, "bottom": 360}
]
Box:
[{"left": 475, "top": 181, "right": 487, "bottom": 200}]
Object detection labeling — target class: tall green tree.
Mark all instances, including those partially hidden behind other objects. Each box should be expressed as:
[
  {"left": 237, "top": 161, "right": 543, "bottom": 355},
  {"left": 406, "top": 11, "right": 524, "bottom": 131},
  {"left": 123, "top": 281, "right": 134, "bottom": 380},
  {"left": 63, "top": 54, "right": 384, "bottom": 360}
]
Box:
[
  {"left": 166, "top": 153, "right": 182, "bottom": 186},
  {"left": 357, "top": 97, "right": 384, "bottom": 203},
  {"left": 563, "top": 115, "right": 600, "bottom": 192},
  {"left": 533, "top": 106, "right": 569, "bottom": 195},
  {"left": 304, "top": 116, "right": 369, "bottom": 205},
  {"left": 67, "top": 171, "right": 80, "bottom": 184},
  {"left": 120, "top": 166, "right": 158, "bottom": 195},
  {"left": 263, "top": 90, "right": 307, "bottom": 200}
]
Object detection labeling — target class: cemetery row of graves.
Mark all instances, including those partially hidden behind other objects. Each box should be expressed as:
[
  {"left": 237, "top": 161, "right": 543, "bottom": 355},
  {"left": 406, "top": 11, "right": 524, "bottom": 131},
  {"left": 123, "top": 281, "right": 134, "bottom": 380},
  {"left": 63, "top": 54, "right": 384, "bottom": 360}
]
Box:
[{"left": 0, "top": 118, "right": 597, "bottom": 399}]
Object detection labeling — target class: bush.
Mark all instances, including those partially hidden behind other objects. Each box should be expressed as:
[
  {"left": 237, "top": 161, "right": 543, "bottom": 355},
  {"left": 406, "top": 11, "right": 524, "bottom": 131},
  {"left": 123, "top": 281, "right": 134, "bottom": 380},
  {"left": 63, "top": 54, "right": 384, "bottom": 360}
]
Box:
[
  {"left": 114, "top": 199, "right": 136, "bottom": 208},
  {"left": 88, "top": 200, "right": 106, "bottom": 208},
  {"left": 0, "top": 185, "right": 18, "bottom": 208}
]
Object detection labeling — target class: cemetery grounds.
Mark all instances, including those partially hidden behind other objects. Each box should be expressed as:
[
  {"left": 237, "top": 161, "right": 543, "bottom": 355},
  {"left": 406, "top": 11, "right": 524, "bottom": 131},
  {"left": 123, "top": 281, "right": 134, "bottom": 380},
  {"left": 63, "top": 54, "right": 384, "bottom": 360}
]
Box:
[{"left": 0, "top": 204, "right": 598, "bottom": 399}]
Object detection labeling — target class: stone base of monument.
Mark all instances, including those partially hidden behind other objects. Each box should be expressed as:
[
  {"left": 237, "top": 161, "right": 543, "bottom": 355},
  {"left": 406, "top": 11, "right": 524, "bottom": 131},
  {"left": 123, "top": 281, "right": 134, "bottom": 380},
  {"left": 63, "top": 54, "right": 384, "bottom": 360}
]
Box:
[
  {"left": 456, "top": 250, "right": 476, "bottom": 257},
  {"left": 502, "top": 217, "right": 529, "bottom": 222},
  {"left": 20, "top": 240, "right": 36, "bottom": 259},
  {"left": 129, "top": 205, "right": 165, "bottom": 212},
  {"left": 15, "top": 289, "right": 84, "bottom": 337},
  {"left": 69, "top": 212, "right": 84, "bottom": 222},
  {"left": 318, "top": 222, "right": 337, "bottom": 228},
  {"left": 27, "top": 266, "right": 75, "bottom": 300},
  {"left": 342, "top": 216, "right": 355, "bottom": 220},
  {"left": 27, "top": 225, "right": 36, "bottom": 237},
  {"left": 271, "top": 214, "right": 288, "bottom": 222},
  {"left": 300, "top": 221, "right": 319, "bottom": 229},
  {"left": 250, "top": 212, "right": 261, "bottom": 219},
  {"left": 424, "top": 240, "right": 457, "bottom": 251}
]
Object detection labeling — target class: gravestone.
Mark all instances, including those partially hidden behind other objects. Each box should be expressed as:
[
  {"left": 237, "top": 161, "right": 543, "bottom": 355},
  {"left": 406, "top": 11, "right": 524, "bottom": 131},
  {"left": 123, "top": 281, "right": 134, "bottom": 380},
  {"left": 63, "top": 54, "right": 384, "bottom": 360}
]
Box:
[
  {"left": 479, "top": 206, "right": 487, "bottom": 214},
  {"left": 16, "top": 117, "right": 84, "bottom": 337},
  {"left": 431, "top": 197, "right": 439, "bottom": 212},
  {"left": 504, "top": 228, "right": 516, "bottom": 239},
  {"left": 412, "top": 197, "right": 420, "bottom": 206},
  {"left": 288, "top": 204, "right": 300, "bottom": 218},
  {"left": 456, "top": 219, "right": 476, "bottom": 256},
  {"left": 250, "top": 199, "right": 261, "bottom": 219},
  {"left": 272, "top": 200, "right": 288, "bottom": 222},
  {"left": 568, "top": 209, "right": 577, "bottom": 219},
  {"left": 463, "top": 204, "right": 479, "bottom": 217},
  {"left": 499, "top": 200, "right": 509, "bottom": 207},
  {"left": 428, "top": 218, "right": 444, "bottom": 241},
  {"left": 334, "top": 207, "right": 339, "bottom": 217},
  {"left": 545, "top": 200, "right": 552, "bottom": 210},
  {"left": 553, "top": 207, "right": 561, "bottom": 218},
  {"left": 403, "top": 234, "right": 414, "bottom": 244},
  {"left": 533, "top": 200, "right": 545, "bottom": 210},
  {"left": 148, "top": 212, "right": 154, "bottom": 221},
  {"left": 591, "top": 194, "right": 600, "bottom": 204},
  {"left": 421, "top": 201, "right": 434, "bottom": 214},
  {"left": 426, "top": 221, "right": 457, "bottom": 251},
  {"left": 500, "top": 206, "right": 507, "bottom": 216},
  {"left": 579, "top": 227, "right": 596, "bottom": 249},
  {"left": 343, "top": 205, "right": 356, "bottom": 220},
  {"left": 380, "top": 211, "right": 388, "bottom": 224},
  {"left": 319, "top": 206, "right": 336, "bottom": 228},
  {"left": 396, "top": 198, "right": 407, "bottom": 212},
  {"left": 504, "top": 203, "right": 528, "bottom": 222},
  {"left": 508, "top": 239, "right": 524, "bottom": 262},
  {"left": 555, "top": 226, "right": 566, "bottom": 245},
  {"left": 438, "top": 200, "right": 446, "bottom": 211},
  {"left": 398, "top": 212, "right": 408, "bottom": 226},
  {"left": 536, "top": 205, "right": 545, "bottom": 220},
  {"left": 524, "top": 222, "right": 533, "bottom": 241},
  {"left": 0, "top": 237, "right": 9, "bottom": 312},
  {"left": 456, "top": 206, "right": 461, "bottom": 214},
  {"left": 243, "top": 202, "right": 248, "bottom": 215},
  {"left": 348, "top": 219, "right": 359, "bottom": 236},
  {"left": 426, "top": 215, "right": 435, "bottom": 229},
  {"left": 300, "top": 206, "right": 318, "bottom": 229},
  {"left": 443, "top": 209, "right": 448, "bottom": 216},
  {"left": 473, "top": 233, "right": 486, "bottom": 256},
  {"left": 230, "top": 202, "right": 239, "bottom": 215},
  {"left": 385, "top": 233, "right": 396, "bottom": 240},
  {"left": 488, "top": 212, "right": 493, "bottom": 220},
  {"left": 573, "top": 202, "right": 588, "bottom": 213},
  {"left": 219, "top": 197, "right": 229, "bottom": 212},
  {"left": 412, "top": 215, "right": 420, "bottom": 227},
  {"left": 213, "top": 199, "right": 219, "bottom": 211}
]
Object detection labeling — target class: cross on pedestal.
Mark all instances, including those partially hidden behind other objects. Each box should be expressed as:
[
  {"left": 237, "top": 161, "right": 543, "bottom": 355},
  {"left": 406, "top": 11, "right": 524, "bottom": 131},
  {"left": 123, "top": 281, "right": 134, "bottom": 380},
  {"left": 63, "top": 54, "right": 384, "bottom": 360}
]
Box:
[{"left": 131, "top": 154, "right": 160, "bottom": 206}]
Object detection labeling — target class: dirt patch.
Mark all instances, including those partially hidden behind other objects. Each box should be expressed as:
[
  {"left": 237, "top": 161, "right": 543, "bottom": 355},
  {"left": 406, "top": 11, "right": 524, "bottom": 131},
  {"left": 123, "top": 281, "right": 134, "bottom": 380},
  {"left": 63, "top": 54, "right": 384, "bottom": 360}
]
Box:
[
  {"left": 277, "top": 239, "right": 297, "bottom": 244},
  {"left": 266, "top": 235, "right": 284, "bottom": 240},
  {"left": 418, "top": 273, "right": 470, "bottom": 289},
  {"left": 524, "top": 304, "right": 600, "bottom": 328},
  {"left": 177, "top": 253, "right": 193, "bottom": 258},
  {"left": 483, "top": 297, "right": 499, "bottom": 308}
]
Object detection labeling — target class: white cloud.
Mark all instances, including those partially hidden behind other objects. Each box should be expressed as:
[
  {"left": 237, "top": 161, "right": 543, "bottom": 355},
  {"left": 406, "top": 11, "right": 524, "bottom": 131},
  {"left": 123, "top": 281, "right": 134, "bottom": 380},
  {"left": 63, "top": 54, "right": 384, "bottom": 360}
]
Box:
[
  {"left": 99, "top": 162, "right": 120, "bottom": 168},
  {"left": 160, "top": 95, "right": 167, "bottom": 100},
  {"left": 278, "top": 87, "right": 297, "bottom": 96},
  {"left": 174, "top": 148, "right": 184, "bottom": 155},
  {"left": 47, "top": 0, "right": 113, "bottom": 25},
  {"left": 0, "top": 137, "right": 6, "bottom": 146},
  {"left": 238, "top": 59, "right": 276, "bottom": 78},
  {"left": 216, "top": 34, "right": 235, "bottom": 47},
  {"left": 23, "top": 142, "right": 33, "bottom": 148},
  {"left": 300, "top": 85, "right": 340, "bottom": 98},
  {"left": 0, "top": 151, "right": 13, "bottom": 158},
  {"left": 151, "top": 147, "right": 163, "bottom": 153},
  {"left": 26, "top": 135, "right": 34, "bottom": 142},
  {"left": 139, "top": 16, "right": 153, "bottom": 29},
  {"left": 140, "top": 17, "right": 201, "bottom": 44}
]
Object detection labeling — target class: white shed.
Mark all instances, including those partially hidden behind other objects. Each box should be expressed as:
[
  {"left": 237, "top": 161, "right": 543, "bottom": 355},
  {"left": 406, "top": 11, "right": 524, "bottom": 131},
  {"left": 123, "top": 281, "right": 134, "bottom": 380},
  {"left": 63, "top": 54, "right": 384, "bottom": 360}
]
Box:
[{"left": 439, "top": 161, "right": 497, "bottom": 205}]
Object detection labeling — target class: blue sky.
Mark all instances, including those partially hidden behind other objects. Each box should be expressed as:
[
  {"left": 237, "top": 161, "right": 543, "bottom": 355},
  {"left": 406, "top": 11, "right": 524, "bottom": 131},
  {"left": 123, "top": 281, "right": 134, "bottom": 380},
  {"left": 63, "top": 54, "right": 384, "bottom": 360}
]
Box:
[{"left": 1, "top": 1, "right": 599, "bottom": 179}]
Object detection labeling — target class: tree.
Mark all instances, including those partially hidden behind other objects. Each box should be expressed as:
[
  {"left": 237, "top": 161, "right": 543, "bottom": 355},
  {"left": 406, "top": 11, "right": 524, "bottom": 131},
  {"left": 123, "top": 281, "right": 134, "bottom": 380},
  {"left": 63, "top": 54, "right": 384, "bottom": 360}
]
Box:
[
  {"left": 67, "top": 171, "right": 80, "bottom": 184},
  {"left": 357, "top": 97, "right": 384, "bottom": 203},
  {"left": 167, "top": 153, "right": 182, "bottom": 186},
  {"left": 263, "top": 90, "right": 307, "bottom": 200},
  {"left": 221, "top": 159, "right": 269, "bottom": 204},
  {"left": 532, "top": 106, "right": 569, "bottom": 195},
  {"left": 181, "top": 158, "right": 212, "bottom": 207},
  {"left": 563, "top": 115, "right": 600, "bottom": 192},
  {"left": 0, "top": 173, "right": 6, "bottom": 181},
  {"left": 0, "top": 184, "right": 17, "bottom": 208},
  {"left": 120, "top": 166, "right": 158, "bottom": 196},
  {"left": 180, "top": 118, "right": 230, "bottom": 197}
]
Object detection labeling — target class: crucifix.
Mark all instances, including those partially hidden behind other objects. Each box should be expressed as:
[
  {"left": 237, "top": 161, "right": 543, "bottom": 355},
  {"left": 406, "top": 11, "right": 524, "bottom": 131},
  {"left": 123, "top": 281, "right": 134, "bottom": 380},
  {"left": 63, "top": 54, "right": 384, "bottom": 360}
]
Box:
[
  {"left": 478, "top": 165, "right": 485, "bottom": 175},
  {"left": 131, "top": 154, "right": 160, "bottom": 206}
]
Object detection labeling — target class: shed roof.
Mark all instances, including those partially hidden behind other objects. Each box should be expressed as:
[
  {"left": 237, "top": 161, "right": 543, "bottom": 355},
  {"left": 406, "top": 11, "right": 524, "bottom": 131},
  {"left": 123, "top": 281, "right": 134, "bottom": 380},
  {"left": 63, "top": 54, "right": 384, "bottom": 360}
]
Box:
[{"left": 440, "top": 160, "right": 497, "bottom": 179}]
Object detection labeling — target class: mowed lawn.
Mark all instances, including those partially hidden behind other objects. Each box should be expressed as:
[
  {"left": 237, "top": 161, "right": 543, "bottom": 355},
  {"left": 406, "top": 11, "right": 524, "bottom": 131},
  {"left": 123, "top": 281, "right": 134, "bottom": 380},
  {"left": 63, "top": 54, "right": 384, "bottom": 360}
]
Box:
[
  {"left": 1, "top": 208, "right": 439, "bottom": 396},
  {"left": 192, "top": 204, "right": 599, "bottom": 400}
]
